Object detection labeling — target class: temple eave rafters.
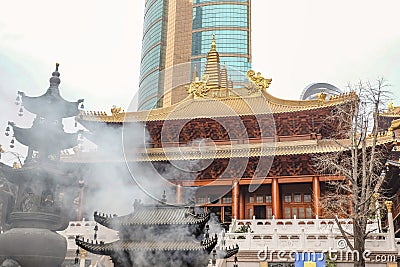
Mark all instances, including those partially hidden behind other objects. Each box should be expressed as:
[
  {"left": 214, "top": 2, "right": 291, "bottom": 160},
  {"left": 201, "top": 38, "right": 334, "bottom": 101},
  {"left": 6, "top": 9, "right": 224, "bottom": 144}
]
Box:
[
  {"left": 75, "top": 237, "right": 218, "bottom": 255},
  {"left": 173, "top": 175, "right": 345, "bottom": 187},
  {"left": 93, "top": 206, "right": 211, "bottom": 230},
  {"left": 11, "top": 124, "right": 80, "bottom": 151},
  {"left": 61, "top": 134, "right": 396, "bottom": 163}
]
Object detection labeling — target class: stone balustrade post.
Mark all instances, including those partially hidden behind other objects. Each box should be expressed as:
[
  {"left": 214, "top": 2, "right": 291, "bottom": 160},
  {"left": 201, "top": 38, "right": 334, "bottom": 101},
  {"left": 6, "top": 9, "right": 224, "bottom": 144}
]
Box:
[
  {"left": 328, "top": 228, "right": 334, "bottom": 248},
  {"left": 385, "top": 201, "right": 396, "bottom": 250},
  {"left": 271, "top": 215, "right": 276, "bottom": 228},
  {"left": 300, "top": 228, "right": 306, "bottom": 249},
  {"left": 273, "top": 228, "right": 278, "bottom": 248}
]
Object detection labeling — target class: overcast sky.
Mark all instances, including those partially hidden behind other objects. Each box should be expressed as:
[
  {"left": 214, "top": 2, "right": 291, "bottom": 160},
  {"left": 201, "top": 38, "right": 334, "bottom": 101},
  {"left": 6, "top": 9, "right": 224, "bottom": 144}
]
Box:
[{"left": 1, "top": 0, "right": 400, "bottom": 163}]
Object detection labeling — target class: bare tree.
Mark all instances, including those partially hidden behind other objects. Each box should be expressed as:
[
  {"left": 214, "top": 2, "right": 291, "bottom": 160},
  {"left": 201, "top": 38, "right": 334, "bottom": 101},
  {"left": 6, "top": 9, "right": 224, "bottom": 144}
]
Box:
[{"left": 315, "top": 79, "right": 394, "bottom": 267}]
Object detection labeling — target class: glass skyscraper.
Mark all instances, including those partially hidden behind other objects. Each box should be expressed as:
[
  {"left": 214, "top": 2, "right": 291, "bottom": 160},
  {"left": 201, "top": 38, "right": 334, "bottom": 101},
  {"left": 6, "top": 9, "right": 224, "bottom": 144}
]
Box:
[
  {"left": 138, "top": 0, "right": 168, "bottom": 111},
  {"left": 192, "top": 0, "right": 251, "bottom": 88},
  {"left": 138, "top": 0, "right": 252, "bottom": 110}
]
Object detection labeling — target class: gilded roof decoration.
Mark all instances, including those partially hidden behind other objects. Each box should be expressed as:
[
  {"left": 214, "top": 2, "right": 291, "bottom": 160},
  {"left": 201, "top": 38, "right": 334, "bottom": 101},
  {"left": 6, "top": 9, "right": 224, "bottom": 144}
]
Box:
[
  {"left": 381, "top": 102, "right": 400, "bottom": 118},
  {"left": 317, "top": 92, "right": 327, "bottom": 102},
  {"left": 247, "top": 70, "right": 272, "bottom": 92},
  {"left": 186, "top": 75, "right": 210, "bottom": 99},
  {"left": 61, "top": 133, "right": 395, "bottom": 163},
  {"left": 389, "top": 119, "right": 400, "bottom": 132},
  {"left": 78, "top": 90, "right": 358, "bottom": 123}
]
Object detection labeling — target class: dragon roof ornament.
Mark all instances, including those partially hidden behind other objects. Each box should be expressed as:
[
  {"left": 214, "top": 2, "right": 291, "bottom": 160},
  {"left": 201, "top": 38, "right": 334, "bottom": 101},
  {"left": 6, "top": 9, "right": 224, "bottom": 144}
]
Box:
[{"left": 246, "top": 70, "right": 272, "bottom": 92}]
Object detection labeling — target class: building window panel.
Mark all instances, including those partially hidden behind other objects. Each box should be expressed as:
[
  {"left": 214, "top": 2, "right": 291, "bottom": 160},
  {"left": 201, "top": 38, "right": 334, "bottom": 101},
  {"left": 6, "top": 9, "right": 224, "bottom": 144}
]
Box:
[
  {"left": 306, "top": 207, "right": 313, "bottom": 219},
  {"left": 223, "top": 196, "right": 232, "bottom": 204},
  {"left": 299, "top": 207, "right": 305, "bottom": 219},
  {"left": 284, "top": 207, "right": 291, "bottom": 219},
  {"left": 267, "top": 207, "right": 272, "bottom": 219},
  {"left": 292, "top": 207, "right": 298, "bottom": 218},
  {"left": 249, "top": 196, "right": 254, "bottom": 203}
]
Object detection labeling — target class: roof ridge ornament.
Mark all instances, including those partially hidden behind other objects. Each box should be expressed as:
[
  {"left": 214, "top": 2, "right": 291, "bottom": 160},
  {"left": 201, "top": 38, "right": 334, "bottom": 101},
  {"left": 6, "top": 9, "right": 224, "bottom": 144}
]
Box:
[
  {"left": 186, "top": 74, "right": 210, "bottom": 99},
  {"left": 246, "top": 70, "right": 272, "bottom": 92},
  {"left": 388, "top": 102, "right": 395, "bottom": 113},
  {"left": 389, "top": 119, "right": 400, "bottom": 132},
  {"left": 49, "top": 62, "right": 61, "bottom": 88}
]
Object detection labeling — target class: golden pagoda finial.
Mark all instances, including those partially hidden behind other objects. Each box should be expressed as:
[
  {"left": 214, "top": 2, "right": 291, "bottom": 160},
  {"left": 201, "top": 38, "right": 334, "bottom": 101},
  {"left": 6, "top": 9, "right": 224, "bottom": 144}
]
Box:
[
  {"left": 211, "top": 34, "right": 216, "bottom": 50},
  {"left": 186, "top": 74, "right": 210, "bottom": 99},
  {"left": 246, "top": 70, "right": 272, "bottom": 92}
]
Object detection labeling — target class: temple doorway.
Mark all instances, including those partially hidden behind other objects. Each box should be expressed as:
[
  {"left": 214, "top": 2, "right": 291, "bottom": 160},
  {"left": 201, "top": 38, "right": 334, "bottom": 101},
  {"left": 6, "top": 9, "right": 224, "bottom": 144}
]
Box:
[{"left": 254, "top": 205, "right": 266, "bottom": 219}]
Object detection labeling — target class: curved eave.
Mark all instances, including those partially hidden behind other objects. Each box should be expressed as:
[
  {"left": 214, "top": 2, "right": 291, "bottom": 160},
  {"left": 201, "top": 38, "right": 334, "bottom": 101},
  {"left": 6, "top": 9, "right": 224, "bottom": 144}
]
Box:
[
  {"left": 22, "top": 94, "right": 81, "bottom": 119},
  {"left": 128, "top": 135, "right": 396, "bottom": 162},
  {"left": 222, "top": 245, "right": 239, "bottom": 259},
  {"left": 12, "top": 125, "right": 79, "bottom": 151},
  {"left": 60, "top": 135, "right": 396, "bottom": 163},
  {"left": 94, "top": 208, "right": 210, "bottom": 229},
  {"left": 77, "top": 90, "right": 357, "bottom": 123},
  {"left": 75, "top": 237, "right": 218, "bottom": 254},
  {"left": 388, "top": 160, "right": 400, "bottom": 168},
  {"left": 380, "top": 114, "right": 400, "bottom": 119}
]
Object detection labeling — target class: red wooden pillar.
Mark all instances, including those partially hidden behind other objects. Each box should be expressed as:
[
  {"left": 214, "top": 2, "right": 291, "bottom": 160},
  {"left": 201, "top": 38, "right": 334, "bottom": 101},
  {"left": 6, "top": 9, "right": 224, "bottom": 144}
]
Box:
[
  {"left": 312, "top": 176, "right": 321, "bottom": 217},
  {"left": 176, "top": 183, "right": 183, "bottom": 204},
  {"left": 239, "top": 187, "right": 245, "bottom": 219},
  {"left": 232, "top": 179, "right": 240, "bottom": 219},
  {"left": 272, "top": 178, "right": 281, "bottom": 219}
]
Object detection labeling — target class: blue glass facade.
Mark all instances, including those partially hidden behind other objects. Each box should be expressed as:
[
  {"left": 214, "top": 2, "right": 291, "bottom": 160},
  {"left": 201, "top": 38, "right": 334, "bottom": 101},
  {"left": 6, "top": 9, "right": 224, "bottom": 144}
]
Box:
[
  {"left": 192, "top": 0, "right": 251, "bottom": 87},
  {"left": 138, "top": 0, "right": 167, "bottom": 110}
]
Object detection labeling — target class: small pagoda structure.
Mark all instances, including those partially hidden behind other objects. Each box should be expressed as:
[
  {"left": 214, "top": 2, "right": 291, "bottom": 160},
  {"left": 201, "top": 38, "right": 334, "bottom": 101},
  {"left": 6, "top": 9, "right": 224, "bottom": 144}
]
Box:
[
  {"left": 0, "top": 64, "right": 84, "bottom": 267},
  {"left": 75, "top": 193, "right": 238, "bottom": 267}
]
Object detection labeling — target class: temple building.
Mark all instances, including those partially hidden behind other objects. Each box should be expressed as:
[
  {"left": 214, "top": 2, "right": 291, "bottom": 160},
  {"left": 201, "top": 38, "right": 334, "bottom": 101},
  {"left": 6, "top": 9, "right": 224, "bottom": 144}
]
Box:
[
  {"left": 380, "top": 103, "right": 400, "bottom": 237},
  {"left": 68, "top": 39, "right": 397, "bottom": 225}
]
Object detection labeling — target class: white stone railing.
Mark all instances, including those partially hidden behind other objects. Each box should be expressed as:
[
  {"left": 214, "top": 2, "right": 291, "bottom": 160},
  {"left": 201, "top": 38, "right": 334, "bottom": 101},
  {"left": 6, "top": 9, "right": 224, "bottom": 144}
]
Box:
[
  {"left": 222, "top": 217, "right": 397, "bottom": 252},
  {"left": 229, "top": 216, "right": 380, "bottom": 235},
  {"left": 223, "top": 231, "right": 393, "bottom": 252}
]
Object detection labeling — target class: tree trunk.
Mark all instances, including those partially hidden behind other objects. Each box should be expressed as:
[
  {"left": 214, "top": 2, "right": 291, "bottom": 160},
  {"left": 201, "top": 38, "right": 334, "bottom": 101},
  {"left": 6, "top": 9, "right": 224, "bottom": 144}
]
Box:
[{"left": 353, "top": 219, "right": 366, "bottom": 267}]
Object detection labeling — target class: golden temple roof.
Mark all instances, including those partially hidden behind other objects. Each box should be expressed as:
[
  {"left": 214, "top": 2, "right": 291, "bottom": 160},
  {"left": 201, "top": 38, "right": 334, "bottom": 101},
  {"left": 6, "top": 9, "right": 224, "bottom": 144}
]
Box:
[
  {"left": 380, "top": 107, "right": 400, "bottom": 118},
  {"left": 78, "top": 90, "right": 358, "bottom": 123},
  {"left": 61, "top": 132, "right": 395, "bottom": 163},
  {"left": 381, "top": 102, "right": 400, "bottom": 118}
]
